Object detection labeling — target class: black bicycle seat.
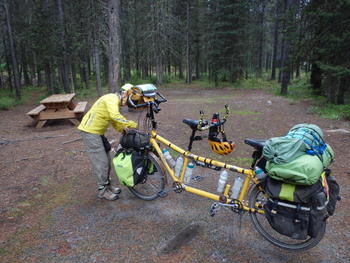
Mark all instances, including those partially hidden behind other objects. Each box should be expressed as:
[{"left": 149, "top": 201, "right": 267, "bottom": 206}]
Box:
[
  {"left": 244, "top": 139, "right": 266, "bottom": 151},
  {"left": 183, "top": 119, "right": 209, "bottom": 130}
]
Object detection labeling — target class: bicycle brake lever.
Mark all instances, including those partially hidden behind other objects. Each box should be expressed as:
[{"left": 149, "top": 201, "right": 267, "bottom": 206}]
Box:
[
  {"left": 224, "top": 104, "right": 230, "bottom": 120},
  {"left": 197, "top": 110, "right": 204, "bottom": 130}
]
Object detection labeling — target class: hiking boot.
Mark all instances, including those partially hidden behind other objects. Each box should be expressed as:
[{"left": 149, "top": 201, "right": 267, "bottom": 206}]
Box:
[
  {"left": 108, "top": 185, "right": 121, "bottom": 195},
  {"left": 98, "top": 188, "right": 119, "bottom": 201}
]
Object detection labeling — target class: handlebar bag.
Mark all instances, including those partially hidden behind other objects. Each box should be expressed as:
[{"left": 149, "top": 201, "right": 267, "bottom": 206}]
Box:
[
  {"left": 120, "top": 130, "right": 150, "bottom": 150},
  {"left": 129, "top": 84, "right": 157, "bottom": 107},
  {"left": 112, "top": 149, "right": 146, "bottom": 187}
]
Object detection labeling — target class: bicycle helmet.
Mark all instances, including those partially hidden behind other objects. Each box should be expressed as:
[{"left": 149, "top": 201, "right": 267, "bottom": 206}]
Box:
[
  {"left": 208, "top": 112, "right": 235, "bottom": 155},
  {"left": 120, "top": 83, "right": 134, "bottom": 106},
  {"left": 208, "top": 137, "right": 235, "bottom": 155}
]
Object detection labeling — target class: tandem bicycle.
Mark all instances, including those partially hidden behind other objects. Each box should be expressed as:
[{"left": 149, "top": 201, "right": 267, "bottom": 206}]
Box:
[{"left": 113, "top": 89, "right": 327, "bottom": 251}]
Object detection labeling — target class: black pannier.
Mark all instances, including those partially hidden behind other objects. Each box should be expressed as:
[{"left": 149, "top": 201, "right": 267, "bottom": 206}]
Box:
[
  {"left": 264, "top": 177, "right": 329, "bottom": 239},
  {"left": 120, "top": 130, "right": 150, "bottom": 150},
  {"left": 324, "top": 169, "right": 341, "bottom": 215},
  {"left": 264, "top": 199, "right": 311, "bottom": 240},
  {"left": 308, "top": 191, "right": 328, "bottom": 237}
]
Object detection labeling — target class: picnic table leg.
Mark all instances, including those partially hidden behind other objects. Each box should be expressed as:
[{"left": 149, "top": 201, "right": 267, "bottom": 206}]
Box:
[
  {"left": 68, "top": 118, "right": 80, "bottom": 126},
  {"left": 36, "top": 120, "right": 48, "bottom": 128}
]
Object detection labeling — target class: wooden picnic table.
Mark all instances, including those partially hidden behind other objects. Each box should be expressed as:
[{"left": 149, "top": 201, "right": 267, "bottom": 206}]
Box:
[{"left": 27, "top": 93, "right": 88, "bottom": 128}]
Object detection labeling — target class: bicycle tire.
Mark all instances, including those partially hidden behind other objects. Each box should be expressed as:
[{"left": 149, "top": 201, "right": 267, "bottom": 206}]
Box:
[
  {"left": 128, "top": 152, "right": 166, "bottom": 201},
  {"left": 248, "top": 183, "right": 325, "bottom": 251}
]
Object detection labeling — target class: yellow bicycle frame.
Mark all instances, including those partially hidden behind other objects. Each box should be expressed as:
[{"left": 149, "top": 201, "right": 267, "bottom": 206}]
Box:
[{"left": 150, "top": 130, "right": 262, "bottom": 213}]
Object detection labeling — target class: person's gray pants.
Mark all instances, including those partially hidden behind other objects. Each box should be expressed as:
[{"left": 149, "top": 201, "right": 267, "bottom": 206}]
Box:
[{"left": 81, "top": 131, "right": 111, "bottom": 190}]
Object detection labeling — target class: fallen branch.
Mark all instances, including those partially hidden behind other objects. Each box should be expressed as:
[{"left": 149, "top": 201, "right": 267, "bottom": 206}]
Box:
[
  {"left": 62, "top": 137, "right": 82, "bottom": 145},
  {"left": 4, "top": 155, "right": 44, "bottom": 164},
  {"left": 1, "top": 135, "right": 67, "bottom": 145}
]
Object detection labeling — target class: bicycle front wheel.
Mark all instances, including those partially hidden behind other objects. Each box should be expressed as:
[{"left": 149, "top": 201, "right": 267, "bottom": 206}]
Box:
[
  {"left": 128, "top": 152, "right": 166, "bottom": 201},
  {"left": 248, "top": 183, "right": 325, "bottom": 251}
]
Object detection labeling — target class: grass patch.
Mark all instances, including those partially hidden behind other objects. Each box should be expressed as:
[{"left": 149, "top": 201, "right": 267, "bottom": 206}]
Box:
[
  {"left": 161, "top": 79, "right": 217, "bottom": 90},
  {"left": 0, "top": 247, "right": 8, "bottom": 255},
  {"left": 0, "top": 86, "right": 47, "bottom": 110},
  {"left": 272, "top": 74, "right": 350, "bottom": 120},
  {"left": 0, "top": 95, "right": 16, "bottom": 110},
  {"left": 272, "top": 75, "right": 318, "bottom": 101},
  {"left": 233, "top": 78, "right": 279, "bottom": 91},
  {"left": 227, "top": 157, "right": 252, "bottom": 167},
  {"left": 310, "top": 103, "right": 350, "bottom": 120},
  {"left": 230, "top": 110, "right": 261, "bottom": 116}
]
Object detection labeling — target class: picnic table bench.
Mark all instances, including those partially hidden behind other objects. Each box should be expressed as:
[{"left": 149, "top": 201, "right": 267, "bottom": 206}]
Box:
[{"left": 27, "top": 93, "right": 88, "bottom": 128}]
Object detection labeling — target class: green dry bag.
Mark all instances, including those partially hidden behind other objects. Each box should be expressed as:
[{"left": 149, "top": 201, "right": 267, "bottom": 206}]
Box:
[{"left": 113, "top": 150, "right": 145, "bottom": 187}]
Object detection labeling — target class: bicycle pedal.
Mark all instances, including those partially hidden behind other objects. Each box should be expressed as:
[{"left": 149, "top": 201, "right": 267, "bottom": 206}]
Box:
[
  {"left": 192, "top": 175, "right": 203, "bottom": 182},
  {"left": 209, "top": 203, "right": 219, "bottom": 217},
  {"left": 157, "top": 191, "right": 168, "bottom": 198}
]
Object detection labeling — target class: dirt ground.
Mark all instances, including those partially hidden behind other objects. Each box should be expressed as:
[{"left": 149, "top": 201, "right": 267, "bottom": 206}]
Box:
[{"left": 0, "top": 86, "right": 349, "bottom": 263}]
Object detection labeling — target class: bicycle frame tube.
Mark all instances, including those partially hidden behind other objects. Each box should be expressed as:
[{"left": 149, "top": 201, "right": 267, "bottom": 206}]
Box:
[{"left": 150, "top": 130, "right": 258, "bottom": 206}]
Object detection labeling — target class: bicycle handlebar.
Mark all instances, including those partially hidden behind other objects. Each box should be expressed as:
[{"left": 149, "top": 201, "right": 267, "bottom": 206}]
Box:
[
  {"left": 127, "top": 91, "right": 167, "bottom": 109},
  {"left": 197, "top": 118, "right": 226, "bottom": 131}
]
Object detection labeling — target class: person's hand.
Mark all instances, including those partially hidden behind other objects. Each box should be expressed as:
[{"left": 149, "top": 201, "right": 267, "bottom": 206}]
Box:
[{"left": 123, "top": 127, "right": 130, "bottom": 134}]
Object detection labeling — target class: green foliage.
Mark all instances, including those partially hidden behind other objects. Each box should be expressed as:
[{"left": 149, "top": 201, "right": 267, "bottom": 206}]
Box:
[
  {"left": 273, "top": 75, "right": 317, "bottom": 100},
  {"left": 310, "top": 103, "right": 350, "bottom": 120},
  {"left": 272, "top": 74, "right": 350, "bottom": 120},
  {"left": 0, "top": 86, "right": 44, "bottom": 110},
  {"left": 0, "top": 96, "right": 16, "bottom": 110},
  {"left": 233, "top": 78, "right": 279, "bottom": 91}
]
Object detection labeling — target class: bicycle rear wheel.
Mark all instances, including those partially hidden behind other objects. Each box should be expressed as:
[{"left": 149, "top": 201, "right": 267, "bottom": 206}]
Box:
[
  {"left": 249, "top": 183, "right": 325, "bottom": 251},
  {"left": 128, "top": 152, "right": 166, "bottom": 201}
]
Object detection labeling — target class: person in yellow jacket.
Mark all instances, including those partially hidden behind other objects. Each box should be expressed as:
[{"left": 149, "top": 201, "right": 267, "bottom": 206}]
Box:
[{"left": 78, "top": 83, "right": 137, "bottom": 200}]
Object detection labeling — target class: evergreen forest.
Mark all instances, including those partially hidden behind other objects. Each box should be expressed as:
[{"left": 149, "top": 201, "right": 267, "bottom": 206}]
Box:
[{"left": 0, "top": 0, "right": 349, "bottom": 117}]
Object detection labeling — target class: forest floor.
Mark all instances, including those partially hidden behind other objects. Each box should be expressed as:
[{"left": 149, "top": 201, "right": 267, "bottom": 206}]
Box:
[{"left": 0, "top": 86, "right": 349, "bottom": 263}]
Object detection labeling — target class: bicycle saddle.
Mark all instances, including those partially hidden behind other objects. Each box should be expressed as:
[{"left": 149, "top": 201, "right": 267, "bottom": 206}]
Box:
[
  {"left": 244, "top": 139, "right": 266, "bottom": 151},
  {"left": 183, "top": 119, "right": 209, "bottom": 130}
]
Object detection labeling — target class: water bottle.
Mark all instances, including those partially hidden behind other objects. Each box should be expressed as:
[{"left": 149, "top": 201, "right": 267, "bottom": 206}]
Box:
[
  {"left": 184, "top": 162, "right": 195, "bottom": 184},
  {"left": 217, "top": 170, "right": 228, "bottom": 193},
  {"left": 230, "top": 177, "right": 243, "bottom": 199},
  {"left": 174, "top": 156, "right": 184, "bottom": 178},
  {"left": 255, "top": 166, "right": 267, "bottom": 181},
  {"left": 162, "top": 148, "right": 176, "bottom": 168}
]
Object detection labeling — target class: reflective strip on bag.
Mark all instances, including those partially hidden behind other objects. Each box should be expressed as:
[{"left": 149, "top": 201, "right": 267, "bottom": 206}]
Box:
[{"left": 269, "top": 199, "right": 311, "bottom": 211}]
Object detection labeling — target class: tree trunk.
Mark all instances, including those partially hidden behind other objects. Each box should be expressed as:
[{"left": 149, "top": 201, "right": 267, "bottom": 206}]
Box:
[
  {"left": 280, "top": 38, "right": 291, "bottom": 96},
  {"left": 257, "top": 0, "right": 266, "bottom": 77},
  {"left": 280, "top": 0, "right": 295, "bottom": 95},
  {"left": 80, "top": 50, "right": 90, "bottom": 90},
  {"left": 152, "top": 1, "right": 162, "bottom": 85},
  {"left": 4, "top": 0, "right": 21, "bottom": 99},
  {"left": 44, "top": 62, "right": 54, "bottom": 94},
  {"left": 336, "top": 77, "right": 347, "bottom": 105},
  {"left": 93, "top": 44, "right": 102, "bottom": 97},
  {"left": 133, "top": 0, "right": 140, "bottom": 76},
  {"left": 57, "top": 0, "right": 71, "bottom": 93},
  {"left": 70, "top": 63, "right": 76, "bottom": 92},
  {"left": 108, "top": 0, "right": 122, "bottom": 92},
  {"left": 271, "top": 0, "right": 280, "bottom": 80},
  {"left": 310, "top": 63, "right": 322, "bottom": 95},
  {"left": 186, "top": 0, "right": 192, "bottom": 84},
  {"left": 21, "top": 46, "right": 32, "bottom": 86}
]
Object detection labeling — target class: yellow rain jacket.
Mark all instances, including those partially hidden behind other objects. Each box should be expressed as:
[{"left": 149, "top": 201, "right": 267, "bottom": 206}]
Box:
[{"left": 78, "top": 93, "right": 137, "bottom": 135}]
